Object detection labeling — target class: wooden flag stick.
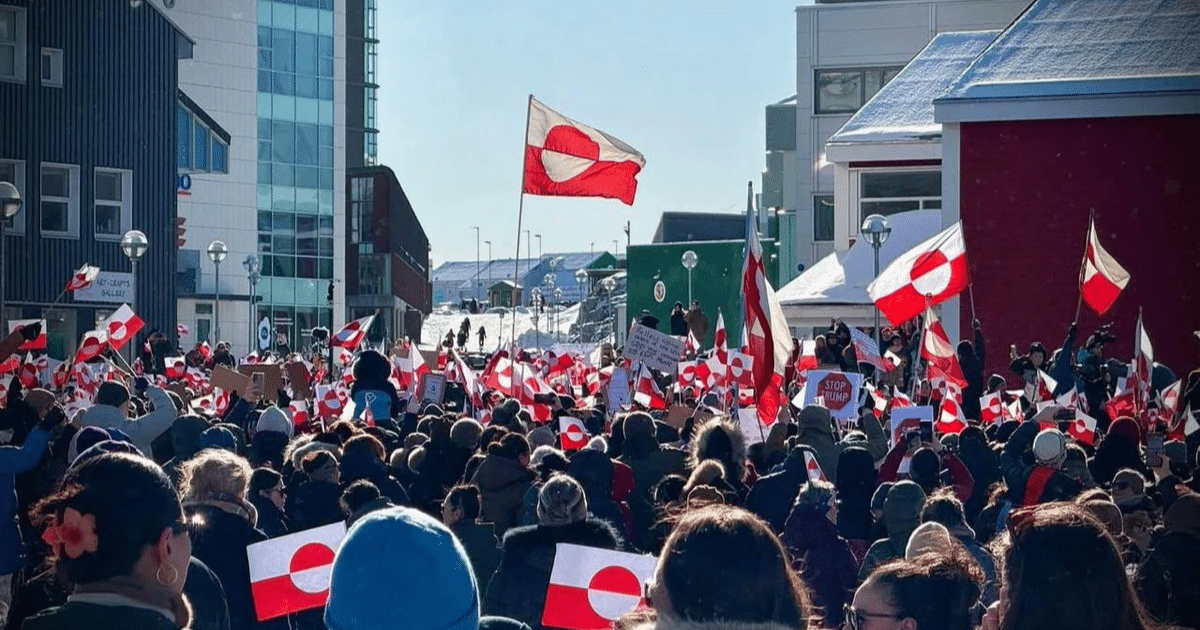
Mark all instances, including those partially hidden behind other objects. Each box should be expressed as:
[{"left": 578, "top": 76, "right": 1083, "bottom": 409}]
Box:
[{"left": 1074, "top": 208, "right": 1096, "bottom": 323}]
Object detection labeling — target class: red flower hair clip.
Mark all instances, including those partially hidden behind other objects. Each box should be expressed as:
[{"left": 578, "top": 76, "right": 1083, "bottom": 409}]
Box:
[{"left": 41, "top": 507, "right": 100, "bottom": 560}]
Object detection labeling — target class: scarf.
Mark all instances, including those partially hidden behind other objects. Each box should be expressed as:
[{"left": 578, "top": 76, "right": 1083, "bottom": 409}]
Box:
[
  {"left": 186, "top": 496, "right": 259, "bottom": 528},
  {"left": 73, "top": 576, "right": 192, "bottom": 629}
]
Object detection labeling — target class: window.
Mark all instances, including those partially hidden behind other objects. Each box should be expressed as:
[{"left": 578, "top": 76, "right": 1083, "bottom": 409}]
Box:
[
  {"left": 93, "top": 169, "right": 131, "bottom": 239},
  {"left": 39, "top": 164, "right": 78, "bottom": 237},
  {"left": 815, "top": 66, "right": 904, "bottom": 115},
  {"left": 813, "top": 195, "right": 834, "bottom": 242},
  {"left": 193, "top": 122, "right": 208, "bottom": 170},
  {"left": 0, "top": 8, "right": 25, "bottom": 83},
  {"left": 211, "top": 139, "right": 228, "bottom": 173},
  {"left": 858, "top": 170, "right": 941, "bottom": 224},
  {"left": 177, "top": 103, "right": 191, "bottom": 170},
  {"left": 0, "top": 160, "right": 25, "bottom": 234},
  {"left": 40, "top": 47, "right": 62, "bottom": 87}
]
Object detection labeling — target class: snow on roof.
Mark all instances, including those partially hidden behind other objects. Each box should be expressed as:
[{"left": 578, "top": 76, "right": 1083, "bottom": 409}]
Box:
[
  {"left": 940, "top": 0, "right": 1200, "bottom": 102},
  {"left": 776, "top": 210, "right": 943, "bottom": 306},
  {"left": 828, "top": 31, "right": 999, "bottom": 146}
]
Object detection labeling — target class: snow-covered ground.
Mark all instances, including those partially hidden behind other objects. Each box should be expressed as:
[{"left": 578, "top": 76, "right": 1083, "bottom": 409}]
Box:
[{"left": 423, "top": 303, "right": 583, "bottom": 351}]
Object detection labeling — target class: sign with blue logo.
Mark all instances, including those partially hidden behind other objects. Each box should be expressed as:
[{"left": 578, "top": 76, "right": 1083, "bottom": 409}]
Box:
[{"left": 177, "top": 173, "right": 192, "bottom": 196}]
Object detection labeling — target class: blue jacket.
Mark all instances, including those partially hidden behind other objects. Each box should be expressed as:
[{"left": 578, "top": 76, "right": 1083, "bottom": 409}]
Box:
[{"left": 0, "top": 426, "right": 51, "bottom": 575}]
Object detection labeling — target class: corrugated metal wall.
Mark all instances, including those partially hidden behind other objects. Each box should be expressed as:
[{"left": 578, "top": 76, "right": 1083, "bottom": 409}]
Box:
[{"left": 0, "top": 0, "right": 179, "bottom": 355}]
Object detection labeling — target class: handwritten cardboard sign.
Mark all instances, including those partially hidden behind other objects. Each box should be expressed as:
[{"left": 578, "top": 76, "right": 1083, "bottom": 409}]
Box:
[
  {"left": 212, "top": 366, "right": 251, "bottom": 396},
  {"left": 286, "top": 362, "right": 312, "bottom": 400},
  {"left": 623, "top": 324, "right": 686, "bottom": 374},
  {"left": 603, "top": 366, "right": 631, "bottom": 415},
  {"left": 238, "top": 364, "right": 283, "bottom": 403}
]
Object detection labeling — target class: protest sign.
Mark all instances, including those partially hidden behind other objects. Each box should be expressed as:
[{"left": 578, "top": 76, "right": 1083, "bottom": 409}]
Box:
[
  {"left": 238, "top": 363, "right": 284, "bottom": 402},
  {"left": 623, "top": 323, "right": 686, "bottom": 374},
  {"left": 737, "top": 408, "right": 767, "bottom": 445},
  {"left": 889, "top": 406, "right": 934, "bottom": 447},
  {"left": 212, "top": 365, "right": 251, "bottom": 395},
  {"left": 286, "top": 361, "right": 312, "bottom": 400},
  {"left": 798, "top": 370, "right": 863, "bottom": 421},
  {"left": 603, "top": 366, "right": 631, "bottom": 414}
]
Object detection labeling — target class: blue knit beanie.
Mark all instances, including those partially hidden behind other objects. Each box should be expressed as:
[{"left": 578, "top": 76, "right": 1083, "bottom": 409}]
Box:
[
  {"left": 199, "top": 425, "right": 237, "bottom": 452},
  {"left": 325, "top": 506, "right": 479, "bottom": 630}
]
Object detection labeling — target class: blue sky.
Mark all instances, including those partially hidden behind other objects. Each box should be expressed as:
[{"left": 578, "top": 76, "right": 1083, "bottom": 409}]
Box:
[{"left": 375, "top": 1, "right": 801, "bottom": 266}]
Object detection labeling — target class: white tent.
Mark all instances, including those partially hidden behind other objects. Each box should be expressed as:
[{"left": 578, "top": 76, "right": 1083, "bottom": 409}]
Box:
[{"left": 777, "top": 210, "right": 942, "bottom": 332}]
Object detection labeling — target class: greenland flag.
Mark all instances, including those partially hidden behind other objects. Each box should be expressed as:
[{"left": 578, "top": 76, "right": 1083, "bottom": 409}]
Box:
[
  {"left": 8, "top": 319, "right": 47, "bottom": 351},
  {"left": 559, "top": 416, "right": 590, "bottom": 451},
  {"left": 66, "top": 263, "right": 101, "bottom": 292},
  {"left": 1067, "top": 409, "right": 1098, "bottom": 446},
  {"left": 1080, "top": 216, "right": 1129, "bottom": 316},
  {"left": 804, "top": 450, "right": 827, "bottom": 482},
  {"left": 248, "top": 522, "right": 347, "bottom": 621},
  {"left": 74, "top": 330, "right": 108, "bottom": 364},
  {"left": 920, "top": 306, "right": 966, "bottom": 388},
  {"left": 868, "top": 222, "right": 969, "bottom": 326},
  {"left": 331, "top": 315, "right": 374, "bottom": 350},
  {"left": 542, "top": 544, "right": 658, "bottom": 630},
  {"left": 104, "top": 304, "right": 144, "bottom": 350},
  {"left": 523, "top": 97, "right": 645, "bottom": 206}
]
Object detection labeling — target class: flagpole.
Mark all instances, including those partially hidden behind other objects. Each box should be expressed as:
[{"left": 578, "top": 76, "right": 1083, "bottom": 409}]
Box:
[
  {"left": 509, "top": 94, "right": 534, "bottom": 399},
  {"left": 1074, "top": 209, "right": 1095, "bottom": 322},
  {"left": 967, "top": 284, "right": 977, "bottom": 323}
]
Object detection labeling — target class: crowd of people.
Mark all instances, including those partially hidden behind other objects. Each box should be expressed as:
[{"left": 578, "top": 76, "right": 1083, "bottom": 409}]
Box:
[{"left": 0, "top": 316, "right": 1197, "bottom": 630}]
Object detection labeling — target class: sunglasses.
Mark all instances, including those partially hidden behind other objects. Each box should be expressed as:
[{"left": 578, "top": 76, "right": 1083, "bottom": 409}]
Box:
[{"left": 843, "top": 604, "right": 902, "bottom": 630}]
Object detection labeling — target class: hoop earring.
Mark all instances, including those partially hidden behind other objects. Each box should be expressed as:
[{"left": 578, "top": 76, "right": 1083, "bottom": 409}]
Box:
[{"left": 156, "top": 563, "right": 179, "bottom": 587}]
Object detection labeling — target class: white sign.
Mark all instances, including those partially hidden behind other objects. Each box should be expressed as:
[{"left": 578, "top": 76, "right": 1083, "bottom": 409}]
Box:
[
  {"left": 623, "top": 323, "right": 686, "bottom": 373},
  {"left": 72, "top": 271, "right": 134, "bottom": 304},
  {"left": 736, "top": 408, "right": 766, "bottom": 445},
  {"left": 604, "top": 366, "right": 631, "bottom": 415},
  {"left": 889, "top": 406, "right": 934, "bottom": 447},
  {"left": 797, "top": 370, "right": 864, "bottom": 421}
]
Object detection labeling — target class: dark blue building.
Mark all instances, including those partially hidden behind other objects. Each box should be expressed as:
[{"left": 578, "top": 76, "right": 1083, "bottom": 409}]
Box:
[{"left": 0, "top": 0, "right": 200, "bottom": 359}]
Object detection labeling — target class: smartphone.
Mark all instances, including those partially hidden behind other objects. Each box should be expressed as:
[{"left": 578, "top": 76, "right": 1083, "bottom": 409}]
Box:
[
  {"left": 251, "top": 373, "right": 265, "bottom": 391},
  {"left": 919, "top": 420, "right": 934, "bottom": 444},
  {"left": 1146, "top": 432, "right": 1164, "bottom": 468}
]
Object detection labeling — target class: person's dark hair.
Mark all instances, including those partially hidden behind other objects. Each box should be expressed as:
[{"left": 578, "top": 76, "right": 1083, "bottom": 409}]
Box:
[
  {"left": 344, "top": 434, "right": 386, "bottom": 463},
  {"left": 479, "top": 426, "right": 509, "bottom": 451},
  {"left": 302, "top": 450, "right": 338, "bottom": 476},
  {"left": 997, "top": 503, "right": 1161, "bottom": 630},
  {"left": 326, "top": 420, "right": 360, "bottom": 444},
  {"left": 921, "top": 488, "right": 966, "bottom": 529},
  {"left": 339, "top": 479, "right": 381, "bottom": 515},
  {"left": 1028, "top": 342, "right": 1047, "bottom": 358},
  {"left": 487, "top": 433, "right": 530, "bottom": 460},
  {"left": 909, "top": 448, "right": 941, "bottom": 494},
  {"left": 867, "top": 549, "right": 983, "bottom": 630},
  {"left": 249, "top": 467, "right": 283, "bottom": 496},
  {"left": 95, "top": 381, "right": 131, "bottom": 408},
  {"left": 652, "top": 506, "right": 810, "bottom": 627},
  {"left": 30, "top": 453, "right": 184, "bottom": 585},
  {"left": 446, "top": 484, "right": 482, "bottom": 521},
  {"left": 653, "top": 474, "right": 687, "bottom": 506}
]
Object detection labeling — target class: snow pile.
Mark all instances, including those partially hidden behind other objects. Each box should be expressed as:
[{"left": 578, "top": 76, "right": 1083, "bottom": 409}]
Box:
[{"left": 423, "top": 303, "right": 584, "bottom": 352}]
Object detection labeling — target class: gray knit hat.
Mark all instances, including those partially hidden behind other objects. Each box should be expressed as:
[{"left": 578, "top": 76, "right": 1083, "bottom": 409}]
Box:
[{"left": 537, "top": 474, "right": 588, "bottom": 526}]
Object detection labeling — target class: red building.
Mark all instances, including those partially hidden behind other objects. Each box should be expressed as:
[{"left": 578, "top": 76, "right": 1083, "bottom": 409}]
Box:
[{"left": 935, "top": 0, "right": 1200, "bottom": 377}]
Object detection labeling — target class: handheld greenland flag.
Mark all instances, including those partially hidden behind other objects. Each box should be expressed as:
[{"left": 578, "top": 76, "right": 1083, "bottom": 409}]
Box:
[
  {"left": 104, "top": 304, "right": 144, "bottom": 350},
  {"left": 247, "top": 522, "right": 346, "bottom": 621},
  {"left": 804, "top": 450, "right": 827, "bottom": 482},
  {"left": 542, "top": 543, "right": 657, "bottom": 630},
  {"left": 7, "top": 319, "right": 47, "bottom": 351},
  {"left": 523, "top": 97, "right": 645, "bottom": 206},
  {"left": 331, "top": 315, "right": 375, "bottom": 350},
  {"left": 741, "top": 182, "right": 792, "bottom": 426},
  {"left": 1080, "top": 215, "right": 1129, "bottom": 316},
  {"left": 868, "top": 222, "right": 969, "bottom": 326},
  {"left": 1132, "top": 310, "right": 1153, "bottom": 416},
  {"left": 559, "top": 416, "right": 590, "bottom": 451},
  {"left": 920, "top": 306, "right": 966, "bottom": 388},
  {"left": 73, "top": 330, "right": 108, "bottom": 364},
  {"left": 65, "top": 263, "right": 100, "bottom": 292}
]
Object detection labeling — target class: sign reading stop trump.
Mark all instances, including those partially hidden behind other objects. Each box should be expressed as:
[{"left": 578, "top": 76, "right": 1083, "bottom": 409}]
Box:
[{"left": 800, "top": 370, "right": 864, "bottom": 422}]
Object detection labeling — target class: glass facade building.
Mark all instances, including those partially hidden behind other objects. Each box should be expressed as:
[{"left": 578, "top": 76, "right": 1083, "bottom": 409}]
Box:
[{"left": 255, "top": 0, "right": 336, "bottom": 341}]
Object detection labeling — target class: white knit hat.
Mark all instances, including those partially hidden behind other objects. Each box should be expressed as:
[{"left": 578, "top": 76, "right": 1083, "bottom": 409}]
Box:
[
  {"left": 1032, "top": 428, "right": 1067, "bottom": 467},
  {"left": 256, "top": 405, "right": 294, "bottom": 439}
]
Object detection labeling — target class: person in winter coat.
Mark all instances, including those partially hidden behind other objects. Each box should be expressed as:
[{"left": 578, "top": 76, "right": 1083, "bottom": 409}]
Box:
[
  {"left": 859, "top": 481, "right": 926, "bottom": 581},
  {"left": 471, "top": 433, "right": 535, "bottom": 536},
  {"left": 80, "top": 380, "right": 178, "bottom": 455},
  {"left": 668, "top": 302, "right": 688, "bottom": 337},
  {"left": 443, "top": 484, "right": 502, "bottom": 590},
  {"left": 956, "top": 320, "right": 986, "bottom": 421},
  {"left": 567, "top": 447, "right": 629, "bottom": 538},
  {"left": 340, "top": 434, "right": 409, "bottom": 506},
  {"left": 1089, "top": 416, "right": 1152, "bottom": 486},
  {"left": 683, "top": 301, "right": 708, "bottom": 343},
  {"left": 956, "top": 427, "right": 1000, "bottom": 524},
  {"left": 794, "top": 405, "right": 888, "bottom": 484},
  {"left": 851, "top": 546, "right": 983, "bottom": 630},
  {"left": 180, "top": 449, "right": 270, "bottom": 630},
  {"left": 161, "top": 415, "right": 210, "bottom": 484},
  {"left": 248, "top": 468, "right": 289, "bottom": 538},
  {"left": 834, "top": 446, "right": 878, "bottom": 557},
  {"left": 690, "top": 418, "right": 748, "bottom": 501},
  {"left": 745, "top": 442, "right": 820, "bottom": 534},
  {"left": 780, "top": 480, "right": 857, "bottom": 628},
  {"left": 0, "top": 388, "right": 61, "bottom": 627},
  {"left": 1000, "top": 422, "right": 1081, "bottom": 507},
  {"left": 878, "top": 439, "right": 975, "bottom": 505},
  {"left": 1136, "top": 492, "right": 1200, "bottom": 628},
  {"left": 485, "top": 475, "right": 622, "bottom": 629},
  {"left": 919, "top": 489, "right": 998, "bottom": 605},
  {"left": 349, "top": 350, "right": 403, "bottom": 425},
  {"left": 288, "top": 450, "right": 346, "bottom": 531},
  {"left": 22, "top": 453, "right": 193, "bottom": 630},
  {"left": 617, "top": 412, "right": 689, "bottom": 549},
  {"left": 634, "top": 505, "right": 813, "bottom": 630}
]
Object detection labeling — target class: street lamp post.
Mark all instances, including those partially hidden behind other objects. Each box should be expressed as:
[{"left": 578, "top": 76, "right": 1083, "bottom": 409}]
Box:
[
  {"left": 574, "top": 268, "right": 588, "bottom": 305},
  {"left": 472, "top": 226, "right": 480, "bottom": 303},
  {"left": 535, "top": 234, "right": 542, "bottom": 260},
  {"left": 861, "top": 214, "right": 892, "bottom": 348},
  {"left": 120, "top": 230, "right": 148, "bottom": 360},
  {"left": 601, "top": 276, "right": 616, "bottom": 345},
  {"left": 243, "top": 254, "right": 261, "bottom": 354},
  {"left": 484, "top": 240, "right": 492, "bottom": 307},
  {"left": 207, "top": 241, "right": 228, "bottom": 345},
  {"left": 681, "top": 250, "right": 698, "bottom": 304},
  {"left": 531, "top": 287, "right": 542, "bottom": 351},
  {"left": 0, "top": 181, "right": 23, "bottom": 332}
]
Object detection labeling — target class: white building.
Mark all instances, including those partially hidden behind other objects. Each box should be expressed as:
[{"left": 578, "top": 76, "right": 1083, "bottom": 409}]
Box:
[
  {"left": 765, "top": 0, "right": 1028, "bottom": 286},
  {"left": 149, "top": 0, "right": 347, "bottom": 356}
]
